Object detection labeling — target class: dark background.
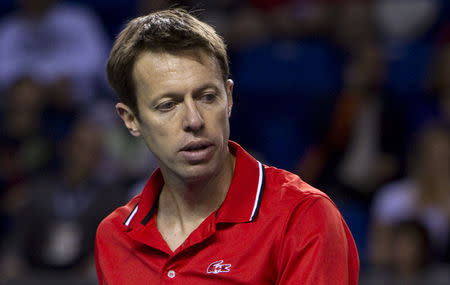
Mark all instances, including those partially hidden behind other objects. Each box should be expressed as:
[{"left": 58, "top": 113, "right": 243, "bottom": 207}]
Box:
[{"left": 0, "top": 0, "right": 449, "bottom": 284}]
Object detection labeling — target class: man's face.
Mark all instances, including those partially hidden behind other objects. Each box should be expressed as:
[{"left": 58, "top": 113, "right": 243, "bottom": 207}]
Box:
[{"left": 117, "top": 50, "right": 233, "bottom": 183}]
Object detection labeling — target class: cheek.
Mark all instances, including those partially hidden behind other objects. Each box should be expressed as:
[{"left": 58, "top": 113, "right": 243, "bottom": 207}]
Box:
[
  {"left": 214, "top": 108, "right": 231, "bottom": 136},
  {"left": 140, "top": 112, "right": 174, "bottom": 133},
  {"left": 139, "top": 119, "right": 174, "bottom": 147}
]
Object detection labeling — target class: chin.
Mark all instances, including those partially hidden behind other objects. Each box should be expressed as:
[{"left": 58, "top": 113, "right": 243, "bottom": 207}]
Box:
[{"left": 178, "top": 163, "right": 218, "bottom": 183}]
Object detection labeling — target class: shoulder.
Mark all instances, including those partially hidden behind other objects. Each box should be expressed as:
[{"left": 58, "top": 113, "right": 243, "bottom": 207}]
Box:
[
  {"left": 262, "top": 167, "right": 359, "bottom": 276},
  {"left": 262, "top": 165, "right": 338, "bottom": 216},
  {"left": 96, "top": 195, "right": 141, "bottom": 241},
  {"left": 261, "top": 166, "right": 351, "bottom": 239}
]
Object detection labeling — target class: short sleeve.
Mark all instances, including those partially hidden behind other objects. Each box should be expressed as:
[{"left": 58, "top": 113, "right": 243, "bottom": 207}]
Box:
[{"left": 276, "top": 196, "right": 359, "bottom": 285}]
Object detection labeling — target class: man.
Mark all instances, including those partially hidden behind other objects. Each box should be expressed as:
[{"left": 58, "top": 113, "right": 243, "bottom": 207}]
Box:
[{"left": 95, "top": 9, "right": 359, "bottom": 284}]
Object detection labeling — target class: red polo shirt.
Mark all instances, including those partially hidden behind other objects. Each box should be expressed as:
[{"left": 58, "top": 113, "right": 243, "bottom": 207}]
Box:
[{"left": 95, "top": 141, "right": 359, "bottom": 284}]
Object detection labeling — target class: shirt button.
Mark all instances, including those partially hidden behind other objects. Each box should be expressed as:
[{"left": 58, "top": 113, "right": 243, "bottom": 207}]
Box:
[{"left": 167, "top": 270, "right": 176, "bottom": 278}]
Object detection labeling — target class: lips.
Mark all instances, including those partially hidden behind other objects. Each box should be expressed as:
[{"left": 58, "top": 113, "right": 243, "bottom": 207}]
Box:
[
  {"left": 179, "top": 140, "right": 214, "bottom": 164},
  {"left": 180, "top": 140, "right": 213, "bottom": 151}
]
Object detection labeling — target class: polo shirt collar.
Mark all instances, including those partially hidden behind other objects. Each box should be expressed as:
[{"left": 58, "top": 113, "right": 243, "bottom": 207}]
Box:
[
  {"left": 215, "top": 141, "right": 265, "bottom": 223},
  {"left": 123, "top": 169, "right": 163, "bottom": 229},
  {"left": 124, "top": 141, "right": 265, "bottom": 229}
]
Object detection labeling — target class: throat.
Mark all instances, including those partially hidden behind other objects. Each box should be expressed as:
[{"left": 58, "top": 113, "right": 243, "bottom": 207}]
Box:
[
  {"left": 155, "top": 185, "right": 221, "bottom": 252},
  {"left": 155, "top": 152, "right": 236, "bottom": 252},
  {"left": 156, "top": 210, "right": 213, "bottom": 252}
]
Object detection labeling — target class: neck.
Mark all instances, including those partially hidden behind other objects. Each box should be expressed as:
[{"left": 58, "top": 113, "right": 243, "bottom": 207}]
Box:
[{"left": 158, "top": 152, "right": 236, "bottom": 222}]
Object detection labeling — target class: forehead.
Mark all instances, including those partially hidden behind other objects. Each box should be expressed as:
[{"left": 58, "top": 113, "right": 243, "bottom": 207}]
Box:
[{"left": 132, "top": 50, "right": 223, "bottom": 97}]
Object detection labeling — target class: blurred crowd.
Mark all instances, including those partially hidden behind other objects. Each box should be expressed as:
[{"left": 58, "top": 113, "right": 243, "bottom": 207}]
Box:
[{"left": 0, "top": 0, "right": 449, "bottom": 284}]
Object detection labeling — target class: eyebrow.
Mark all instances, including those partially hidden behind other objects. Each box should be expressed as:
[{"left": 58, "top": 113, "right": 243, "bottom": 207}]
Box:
[
  {"left": 154, "top": 82, "right": 221, "bottom": 101},
  {"left": 192, "top": 82, "right": 221, "bottom": 96}
]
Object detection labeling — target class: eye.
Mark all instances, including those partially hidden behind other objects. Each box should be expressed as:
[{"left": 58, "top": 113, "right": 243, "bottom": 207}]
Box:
[
  {"left": 157, "top": 101, "right": 177, "bottom": 112},
  {"left": 200, "top": 93, "right": 216, "bottom": 103}
]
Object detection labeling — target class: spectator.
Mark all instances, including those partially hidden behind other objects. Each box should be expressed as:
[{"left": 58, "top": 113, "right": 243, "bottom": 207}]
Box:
[
  {"left": 0, "top": 77, "right": 51, "bottom": 181},
  {"left": 373, "top": 0, "right": 441, "bottom": 44},
  {"left": 0, "top": 0, "right": 109, "bottom": 105},
  {"left": 0, "top": 77, "right": 52, "bottom": 246},
  {"left": 426, "top": 41, "right": 450, "bottom": 123},
  {"left": 362, "top": 220, "right": 449, "bottom": 285},
  {"left": 404, "top": 34, "right": 450, "bottom": 139},
  {"left": 369, "top": 123, "right": 450, "bottom": 271},
  {"left": 332, "top": 1, "right": 376, "bottom": 54},
  {"left": 0, "top": 118, "right": 124, "bottom": 283},
  {"left": 297, "top": 42, "right": 407, "bottom": 201}
]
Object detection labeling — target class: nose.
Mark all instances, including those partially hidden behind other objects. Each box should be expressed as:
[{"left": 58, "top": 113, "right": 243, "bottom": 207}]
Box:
[{"left": 182, "top": 100, "right": 204, "bottom": 133}]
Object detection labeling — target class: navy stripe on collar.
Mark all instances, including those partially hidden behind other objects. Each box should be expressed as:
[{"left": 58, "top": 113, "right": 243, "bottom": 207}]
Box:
[{"left": 249, "top": 161, "right": 265, "bottom": 222}]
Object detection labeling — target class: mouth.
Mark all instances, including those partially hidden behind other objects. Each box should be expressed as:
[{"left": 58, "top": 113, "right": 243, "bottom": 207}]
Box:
[
  {"left": 179, "top": 140, "right": 215, "bottom": 163},
  {"left": 180, "top": 140, "right": 213, "bottom": 152}
]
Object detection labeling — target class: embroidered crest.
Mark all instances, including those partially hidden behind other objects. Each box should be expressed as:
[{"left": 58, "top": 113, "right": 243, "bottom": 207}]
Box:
[{"left": 207, "top": 260, "right": 231, "bottom": 274}]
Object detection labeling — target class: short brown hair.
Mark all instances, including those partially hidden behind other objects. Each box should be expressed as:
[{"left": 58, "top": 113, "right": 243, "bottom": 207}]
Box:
[{"left": 106, "top": 9, "right": 229, "bottom": 117}]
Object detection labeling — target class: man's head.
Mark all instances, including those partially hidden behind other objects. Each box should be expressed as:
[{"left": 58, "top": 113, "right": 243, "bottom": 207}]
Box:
[
  {"left": 108, "top": 9, "right": 234, "bottom": 183},
  {"left": 107, "top": 8, "right": 229, "bottom": 118}
]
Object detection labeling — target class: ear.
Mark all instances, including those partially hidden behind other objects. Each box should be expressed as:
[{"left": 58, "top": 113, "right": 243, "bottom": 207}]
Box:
[
  {"left": 116, "top": 103, "right": 141, "bottom": 137},
  {"left": 225, "top": 79, "right": 234, "bottom": 117}
]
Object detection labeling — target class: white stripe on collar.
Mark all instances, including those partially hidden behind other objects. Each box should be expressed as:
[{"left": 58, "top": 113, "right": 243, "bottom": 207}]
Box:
[
  {"left": 249, "top": 161, "right": 264, "bottom": 221},
  {"left": 124, "top": 162, "right": 265, "bottom": 225},
  {"left": 124, "top": 204, "right": 139, "bottom": 226}
]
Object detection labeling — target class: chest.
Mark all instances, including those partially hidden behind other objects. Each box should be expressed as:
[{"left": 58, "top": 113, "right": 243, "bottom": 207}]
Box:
[{"left": 101, "top": 221, "right": 280, "bottom": 285}]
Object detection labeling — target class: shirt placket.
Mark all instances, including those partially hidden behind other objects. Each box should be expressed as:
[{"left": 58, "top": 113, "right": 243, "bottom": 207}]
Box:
[{"left": 159, "top": 215, "right": 217, "bottom": 284}]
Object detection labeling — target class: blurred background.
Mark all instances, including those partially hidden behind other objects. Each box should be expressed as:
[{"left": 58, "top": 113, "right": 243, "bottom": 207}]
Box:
[{"left": 0, "top": 0, "right": 449, "bottom": 284}]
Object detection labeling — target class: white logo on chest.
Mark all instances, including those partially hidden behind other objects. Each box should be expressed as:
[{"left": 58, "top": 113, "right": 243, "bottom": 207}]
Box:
[{"left": 207, "top": 260, "right": 231, "bottom": 274}]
